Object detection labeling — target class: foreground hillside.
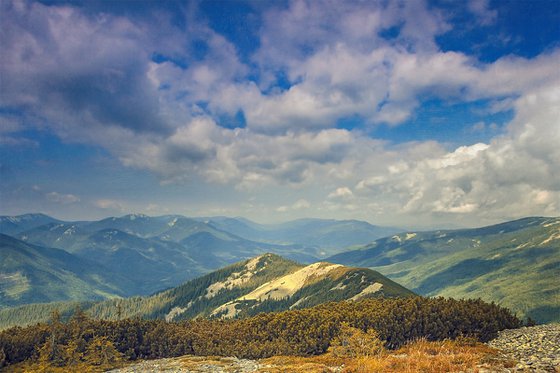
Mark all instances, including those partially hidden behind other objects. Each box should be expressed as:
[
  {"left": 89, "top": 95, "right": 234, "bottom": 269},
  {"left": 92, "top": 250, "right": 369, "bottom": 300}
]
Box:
[
  {"left": 0, "top": 254, "right": 414, "bottom": 329},
  {"left": 107, "top": 322, "right": 560, "bottom": 373},
  {"left": 0, "top": 297, "right": 521, "bottom": 371},
  {"left": 105, "top": 323, "right": 560, "bottom": 372},
  {"left": 327, "top": 217, "right": 560, "bottom": 323}
]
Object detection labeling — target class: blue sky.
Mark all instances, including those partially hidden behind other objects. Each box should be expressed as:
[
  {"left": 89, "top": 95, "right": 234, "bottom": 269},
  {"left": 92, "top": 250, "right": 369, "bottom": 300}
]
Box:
[{"left": 1, "top": 0, "right": 559, "bottom": 228}]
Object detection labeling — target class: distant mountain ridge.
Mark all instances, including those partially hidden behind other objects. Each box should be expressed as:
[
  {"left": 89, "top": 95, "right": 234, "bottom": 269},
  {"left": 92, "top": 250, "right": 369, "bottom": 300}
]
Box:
[
  {"left": 0, "top": 213, "right": 61, "bottom": 236},
  {"left": 327, "top": 216, "right": 560, "bottom": 323},
  {"left": 200, "top": 216, "right": 402, "bottom": 255}
]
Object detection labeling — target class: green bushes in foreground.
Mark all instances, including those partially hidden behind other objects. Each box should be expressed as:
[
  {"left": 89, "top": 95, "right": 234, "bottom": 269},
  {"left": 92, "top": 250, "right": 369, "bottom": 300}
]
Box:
[{"left": 0, "top": 297, "right": 520, "bottom": 368}]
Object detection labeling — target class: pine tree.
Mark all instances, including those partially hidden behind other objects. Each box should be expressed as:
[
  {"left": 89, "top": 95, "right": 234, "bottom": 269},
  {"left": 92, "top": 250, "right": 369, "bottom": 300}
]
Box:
[
  {"left": 329, "top": 322, "right": 384, "bottom": 358},
  {"left": 64, "top": 339, "right": 84, "bottom": 367},
  {"left": 85, "top": 336, "right": 122, "bottom": 366},
  {"left": 38, "top": 309, "right": 66, "bottom": 367}
]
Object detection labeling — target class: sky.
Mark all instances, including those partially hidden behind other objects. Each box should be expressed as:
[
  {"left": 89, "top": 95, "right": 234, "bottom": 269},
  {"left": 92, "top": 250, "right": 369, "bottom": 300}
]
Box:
[{"left": 1, "top": 0, "right": 559, "bottom": 228}]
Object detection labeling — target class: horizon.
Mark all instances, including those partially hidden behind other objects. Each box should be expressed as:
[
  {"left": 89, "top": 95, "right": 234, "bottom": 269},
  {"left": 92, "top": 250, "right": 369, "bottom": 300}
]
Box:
[
  {"left": 1, "top": 0, "right": 559, "bottom": 228},
  {"left": 2, "top": 211, "right": 558, "bottom": 232}
]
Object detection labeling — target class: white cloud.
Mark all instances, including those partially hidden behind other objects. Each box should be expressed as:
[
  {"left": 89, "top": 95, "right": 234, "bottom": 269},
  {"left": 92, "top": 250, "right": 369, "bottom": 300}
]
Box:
[
  {"left": 352, "top": 82, "right": 560, "bottom": 225},
  {"left": 1, "top": 0, "right": 558, "bottom": 226},
  {"left": 118, "top": 77, "right": 559, "bottom": 226},
  {"left": 0, "top": 136, "right": 38, "bottom": 147},
  {"left": 94, "top": 199, "right": 125, "bottom": 211},
  {"left": 4, "top": 0, "right": 556, "bottom": 144},
  {"left": 328, "top": 187, "right": 354, "bottom": 199},
  {"left": 293, "top": 199, "right": 311, "bottom": 209},
  {"left": 46, "top": 192, "right": 80, "bottom": 204},
  {"left": 277, "top": 198, "right": 311, "bottom": 212},
  {"left": 118, "top": 118, "right": 356, "bottom": 189}
]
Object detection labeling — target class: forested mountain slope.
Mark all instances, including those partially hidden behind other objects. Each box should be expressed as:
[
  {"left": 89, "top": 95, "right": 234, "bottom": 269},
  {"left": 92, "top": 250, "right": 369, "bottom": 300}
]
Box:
[
  {"left": 0, "top": 234, "right": 133, "bottom": 307},
  {"left": 0, "top": 254, "right": 414, "bottom": 329},
  {"left": 327, "top": 217, "right": 560, "bottom": 323}
]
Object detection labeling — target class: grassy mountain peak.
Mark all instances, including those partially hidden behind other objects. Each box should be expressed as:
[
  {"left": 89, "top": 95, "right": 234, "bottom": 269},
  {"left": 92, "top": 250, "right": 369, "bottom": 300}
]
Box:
[{"left": 88, "top": 253, "right": 414, "bottom": 322}]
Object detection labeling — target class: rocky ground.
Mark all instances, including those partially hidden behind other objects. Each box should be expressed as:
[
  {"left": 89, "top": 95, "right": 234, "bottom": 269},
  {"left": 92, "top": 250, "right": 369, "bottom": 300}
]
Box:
[
  {"left": 106, "top": 356, "right": 262, "bottom": 373},
  {"left": 487, "top": 323, "right": 560, "bottom": 372},
  {"left": 107, "top": 324, "right": 560, "bottom": 372}
]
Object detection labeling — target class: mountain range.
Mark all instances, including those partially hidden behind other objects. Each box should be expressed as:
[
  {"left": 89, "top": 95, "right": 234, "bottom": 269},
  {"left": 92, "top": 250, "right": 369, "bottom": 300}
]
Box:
[
  {"left": 195, "top": 216, "right": 401, "bottom": 256},
  {"left": 1, "top": 213, "right": 558, "bottom": 324},
  {"left": 327, "top": 217, "right": 560, "bottom": 323},
  {"left": 0, "top": 213, "right": 398, "bottom": 305}
]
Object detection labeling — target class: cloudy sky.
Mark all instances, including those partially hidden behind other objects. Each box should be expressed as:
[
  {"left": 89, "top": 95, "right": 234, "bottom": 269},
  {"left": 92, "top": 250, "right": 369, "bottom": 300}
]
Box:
[{"left": 1, "top": 0, "right": 559, "bottom": 228}]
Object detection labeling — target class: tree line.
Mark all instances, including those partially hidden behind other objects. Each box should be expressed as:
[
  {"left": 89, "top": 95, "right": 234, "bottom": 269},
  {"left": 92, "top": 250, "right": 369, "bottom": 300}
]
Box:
[{"left": 0, "top": 296, "right": 521, "bottom": 370}]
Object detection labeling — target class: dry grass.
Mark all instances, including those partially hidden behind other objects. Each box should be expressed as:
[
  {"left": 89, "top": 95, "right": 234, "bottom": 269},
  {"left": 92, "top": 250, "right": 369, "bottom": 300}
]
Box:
[
  {"left": 258, "top": 339, "right": 514, "bottom": 373},
  {"left": 4, "top": 361, "right": 123, "bottom": 372},
  {"left": 5, "top": 339, "right": 515, "bottom": 373},
  {"left": 259, "top": 354, "right": 344, "bottom": 372},
  {"left": 342, "top": 338, "right": 514, "bottom": 373}
]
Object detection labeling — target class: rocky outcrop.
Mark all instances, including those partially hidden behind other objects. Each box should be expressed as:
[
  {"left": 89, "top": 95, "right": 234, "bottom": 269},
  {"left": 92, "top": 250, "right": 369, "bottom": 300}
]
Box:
[{"left": 487, "top": 323, "right": 560, "bottom": 372}]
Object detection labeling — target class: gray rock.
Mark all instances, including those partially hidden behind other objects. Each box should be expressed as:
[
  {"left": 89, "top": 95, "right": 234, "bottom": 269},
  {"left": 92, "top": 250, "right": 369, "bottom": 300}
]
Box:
[{"left": 487, "top": 323, "right": 560, "bottom": 372}]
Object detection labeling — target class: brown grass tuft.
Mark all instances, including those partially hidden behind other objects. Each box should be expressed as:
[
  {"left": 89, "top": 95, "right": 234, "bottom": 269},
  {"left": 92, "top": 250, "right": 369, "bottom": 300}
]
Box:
[
  {"left": 255, "top": 339, "right": 512, "bottom": 372},
  {"left": 342, "top": 338, "right": 510, "bottom": 373}
]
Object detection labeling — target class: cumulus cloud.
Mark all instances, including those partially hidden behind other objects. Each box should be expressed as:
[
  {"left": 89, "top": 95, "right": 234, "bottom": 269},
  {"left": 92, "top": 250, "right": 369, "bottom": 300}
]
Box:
[
  {"left": 3, "top": 0, "right": 556, "bottom": 143},
  {"left": 208, "top": 2, "right": 559, "bottom": 132},
  {"left": 0, "top": 0, "right": 247, "bottom": 147},
  {"left": 117, "top": 118, "right": 356, "bottom": 189},
  {"left": 328, "top": 187, "right": 354, "bottom": 200},
  {"left": 1, "top": 0, "right": 558, "bottom": 226},
  {"left": 353, "top": 82, "right": 560, "bottom": 225},
  {"left": 1, "top": 1, "right": 168, "bottom": 136}
]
